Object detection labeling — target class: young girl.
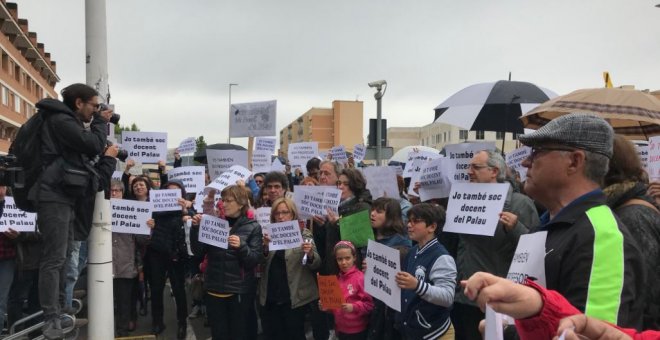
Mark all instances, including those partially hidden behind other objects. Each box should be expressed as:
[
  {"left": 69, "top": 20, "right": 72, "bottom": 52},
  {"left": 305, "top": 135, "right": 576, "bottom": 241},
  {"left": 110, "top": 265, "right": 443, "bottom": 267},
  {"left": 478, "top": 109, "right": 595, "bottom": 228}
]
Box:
[{"left": 322, "top": 241, "right": 374, "bottom": 340}]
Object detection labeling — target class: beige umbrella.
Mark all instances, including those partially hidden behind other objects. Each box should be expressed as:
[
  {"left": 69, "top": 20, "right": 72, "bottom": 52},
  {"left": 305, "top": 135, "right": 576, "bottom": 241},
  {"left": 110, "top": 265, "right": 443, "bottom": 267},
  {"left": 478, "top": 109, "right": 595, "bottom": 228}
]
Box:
[{"left": 521, "top": 87, "right": 660, "bottom": 140}]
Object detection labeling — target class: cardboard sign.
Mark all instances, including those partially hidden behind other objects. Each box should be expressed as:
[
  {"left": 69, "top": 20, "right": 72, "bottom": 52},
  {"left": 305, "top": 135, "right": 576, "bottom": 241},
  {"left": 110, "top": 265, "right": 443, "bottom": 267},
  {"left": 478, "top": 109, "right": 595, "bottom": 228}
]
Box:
[
  {"left": 362, "top": 166, "right": 399, "bottom": 200},
  {"left": 293, "top": 186, "right": 341, "bottom": 219},
  {"left": 256, "top": 207, "right": 271, "bottom": 227},
  {"left": 339, "top": 210, "right": 374, "bottom": 247},
  {"left": 648, "top": 136, "right": 660, "bottom": 180},
  {"left": 206, "top": 149, "right": 248, "bottom": 181},
  {"left": 418, "top": 158, "right": 456, "bottom": 202},
  {"left": 505, "top": 146, "right": 531, "bottom": 181},
  {"left": 229, "top": 100, "right": 277, "bottom": 137},
  {"left": 121, "top": 131, "right": 168, "bottom": 163},
  {"left": 404, "top": 149, "right": 442, "bottom": 178},
  {"left": 364, "top": 240, "right": 402, "bottom": 311},
  {"left": 263, "top": 220, "right": 303, "bottom": 251},
  {"left": 205, "top": 165, "right": 252, "bottom": 194},
  {"left": 110, "top": 199, "right": 153, "bottom": 235},
  {"left": 150, "top": 189, "right": 182, "bottom": 212},
  {"left": 331, "top": 145, "right": 348, "bottom": 164},
  {"left": 444, "top": 142, "right": 497, "bottom": 182},
  {"left": 199, "top": 214, "right": 230, "bottom": 249},
  {"left": 444, "top": 183, "right": 510, "bottom": 236},
  {"left": 178, "top": 137, "right": 197, "bottom": 155},
  {"left": 167, "top": 166, "right": 206, "bottom": 196},
  {"left": 288, "top": 142, "right": 319, "bottom": 167},
  {"left": 0, "top": 197, "right": 37, "bottom": 232},
  {"left": 507, "top": 231, "right": 548, "bottom": 287},
  {"left": 353, "top": 144, "right": 366, "bottom": 162},
  {"left": 317, "top": 275, "right": 345, "bottom": 310}
]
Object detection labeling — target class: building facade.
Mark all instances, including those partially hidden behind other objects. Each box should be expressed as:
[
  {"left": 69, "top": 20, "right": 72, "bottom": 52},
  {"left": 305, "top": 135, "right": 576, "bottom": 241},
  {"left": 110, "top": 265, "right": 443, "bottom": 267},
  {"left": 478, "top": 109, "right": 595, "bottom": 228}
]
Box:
[
  {"left": 279, "top": 100, "right": 363, "bottom": 156},
  {"left": 0, "top": 2, "right": 59, "bottom": 154}
]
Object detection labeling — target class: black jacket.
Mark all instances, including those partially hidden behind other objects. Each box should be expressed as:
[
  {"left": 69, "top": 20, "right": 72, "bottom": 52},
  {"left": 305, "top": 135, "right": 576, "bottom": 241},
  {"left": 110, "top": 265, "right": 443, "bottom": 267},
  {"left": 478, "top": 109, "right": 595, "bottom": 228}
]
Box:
[
  {"left": 192, "top": 215, "right": 263, "bottom": 294},
  {"left": 149, "top": 180, "right": 188, "bottom": 259},
  {"left": 74, "top": 155, "right": 117, "bottom": 241},
  {"left": 29, "top": 99, "right": 107, "bottom": 205}
]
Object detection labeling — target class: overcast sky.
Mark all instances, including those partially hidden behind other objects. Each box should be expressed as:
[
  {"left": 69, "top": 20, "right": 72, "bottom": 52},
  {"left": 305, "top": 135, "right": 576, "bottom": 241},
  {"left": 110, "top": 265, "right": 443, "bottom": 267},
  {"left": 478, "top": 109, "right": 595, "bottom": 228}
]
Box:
[{"left": 14, "top": 0, "right": 660, "bottom": 149}]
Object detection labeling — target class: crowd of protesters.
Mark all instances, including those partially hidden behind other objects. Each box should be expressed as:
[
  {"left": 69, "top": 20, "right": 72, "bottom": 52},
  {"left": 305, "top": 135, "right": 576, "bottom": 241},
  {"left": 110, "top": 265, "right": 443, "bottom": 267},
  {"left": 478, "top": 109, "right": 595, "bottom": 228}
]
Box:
[{"left": 1, "top": 89, "right": 660, "bottom": 340}]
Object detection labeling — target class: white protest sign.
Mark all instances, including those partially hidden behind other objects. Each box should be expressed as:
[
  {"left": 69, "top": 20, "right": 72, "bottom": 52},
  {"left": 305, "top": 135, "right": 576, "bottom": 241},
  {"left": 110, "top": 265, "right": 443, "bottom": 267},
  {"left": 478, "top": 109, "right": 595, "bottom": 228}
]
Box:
[
  {"left": 271, "top": 157, "right": 286, "bottom": 173},
  {"left": 293, "top": 186, "right": 341, "bottom": 219},
  {"left": 178, "top": 137, "right": 197, "bottom": 155},
  {"left": 121, "top": 131, "right": 168, "bottom": 163},
  {"left": 167, "top": 166, "right": 205, "bottom": 196},
  {"left": 110, "top": 199, "right": 152, "bottom": 235},
  {"left": 205, "top": 165, "right": 252, "bottom": 194},
  {"left": 199, "top": 215, "right": 230, "bottom": 249},
  {"left": 389, "top": 165, "right": 403, "bottom": 177},
  {"left": 647, "top": 136, "right": 660, "bottom": 180},
  {"left": 150, "top": 189, "right": 182, "bottom": 212},
  {"left": 288, "top": 142, "right": 319, "bottom": 167},
  {"left": 256, "top": 207, "right": 271, "bottom": 227},
  {"left": 406, "top": 159, "right": 426, "bottom": 197},
  {"left": 229, "top": 100, "right": 277, "bottom": 137},
  {"left": 445, "top": 142, "right": 497, "bottom": 182},
  {"left": 264, "top": 220, "right": 303, "bottom": 251},
  {"left": 505, "top": 146, "right": 531, "bottom": 181},
  {"left": 484, "top": 305, "right": 504, "bottom": 340},
  {"left": 362, "top": 166, "right": 399, "bottom": 200},
  {"left": 255, "top": 137, "right": 277, "bottom": 153},
  {"left": 404, "top": 149, "right": 442, "bottom": 178},
  {"left": 353, "top": 144, "right": 366, "bottom": 162},
  {"left": 112, "top": 171, "right": 123, "bottom": 182},
  {"left": 444, "top": 183, "right": 510, "bottom": 236},
  {"left": 331, "top": 145, "right": 348, "bottom": 164},
  {"left": 633, "top": 143, "right": 648, "bottom": 172},
  {"left": 419, "top": 158, "right": 456, "bottom": 202},
  {"left": 507, "top": 231, "right": 547, "bottom": 287},
  {"left": 252, "top": 150, "right": 272, "bottom": 173},
  {"left": 206, "top": 149, "right": 248, "bottom": 180},
  {"left": 0, "top": 197, "right": 37, "bottom": 232},
  {"left": 364, "top": 240, "right": 401, "bottom": 312}
]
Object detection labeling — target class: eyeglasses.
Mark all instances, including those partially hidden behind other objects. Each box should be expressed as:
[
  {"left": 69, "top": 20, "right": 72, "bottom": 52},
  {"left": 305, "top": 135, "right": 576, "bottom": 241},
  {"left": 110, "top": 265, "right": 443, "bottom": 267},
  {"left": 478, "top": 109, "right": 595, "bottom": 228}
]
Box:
[
  {"left": 336, "top": 180, "right": 350, "bottom": 186},
  {"left": 526, "top": 146, "right": 577, "bottom": 163},
  {"left": 468, "top": 163, "right": 491, "bottom": 170},
  {"left": 110, "top": 189, "right": 123, "bottom": 193},
  {"left": 274, "top": 210, "right": 291, "bottom": 217}
]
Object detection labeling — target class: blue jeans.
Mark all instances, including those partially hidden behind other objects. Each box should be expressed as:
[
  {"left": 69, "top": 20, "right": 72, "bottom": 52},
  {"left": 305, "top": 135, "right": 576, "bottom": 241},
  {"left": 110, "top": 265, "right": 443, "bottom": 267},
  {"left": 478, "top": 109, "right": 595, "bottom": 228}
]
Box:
[
  {"left": 63, "top": 241, "right": 88, "bottom": 308},
  {"left": 0, "top": 258, "right": 16, "bottom": 329}
]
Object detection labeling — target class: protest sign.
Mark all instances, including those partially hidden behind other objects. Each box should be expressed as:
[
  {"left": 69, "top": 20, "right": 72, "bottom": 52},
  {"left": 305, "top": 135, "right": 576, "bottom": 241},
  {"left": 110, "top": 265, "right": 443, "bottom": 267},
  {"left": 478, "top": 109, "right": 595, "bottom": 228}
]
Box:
[
  {"left": 205, "top": 165, "right": 252, "bottom": 194},
  {"left": 364, "top": 240, "right": 401, "bottom": 311},
  {"left": 206, "top": 149, "right": 248, "bottom": 180},
  {"left": 252, "top": 150, "right": 272, "bottom": 173},
  {"left": 648, "top": 136, "right": 660, "bottom": 180},
  {"left": 199, "top": 215, "right": 230, "bottom": 249},
  {"left": 177, "top": 137, "right": 197, "bottom": 155},
  {"left": 505, "top": 146, "right": 531, "bottom": 181},
  {"left": 419, "top": 158, "right": 456, "bottom": 202},
  {"left": 293, "top": 186, "right": 341, "bottom": 219},
  {"left": 271, "top": 157, "right": 286, "bottom": 173},
  {"left": 288, "top": 142, "right": 319, "bottom": 167},
  {"left": 255, "top": 137, "right": 277, "bottom": 153},
  {"left": 121, "top": 131, "right": 168, "bottom": 163},
  {"left": 256, "top": 207, "right": 271, "bottom": 227},
  {"left": 507, "top": 231, "right": 547, "bottom": 287},
  {"left": 229, "top": 100, "right": 277, "bottom": 137},
  {"left": 339, "top": 210, "right": 374, "bottom": 247},
  {"left": 634, "top": 142, "right": 648, "bottom": 172},
  {"left": 389, "top": 165, "right": 403, "bottom": 177},
  {"left": 485, "top": 305, "right": 504, "bottom": 340},
  {"left": 167, "top": 166, "right": 205, "bottom": 196},
  {"left": 317, "top": 275, "right": 344, "bottom": 310},
  {"left": 362, "top": 166, "right": 399, "bottom": 199},
  {"left": 444, "top": 183, "right": 510, "bottom": 236},
  {"left": 112, "top": 170, "right": 123, "bottom": 182},
  {"left": 264, "top": 220, "right": 303, "bottom": 251},
  {"left": 353, "top": 144, "right": 366, "bottom": 162},
  {"left": 406, "top": 160, "right": 426, "bottom": 197},
  {"left": 331, "top": 145, "right": 348, "bottom": 164},
  {"left": 110, "top": 199, "right": 152, "bottom": 235},
  {"left": 150, "top": 189, "right": 182, "bottom": 212},
  {"left": 0, "top": 197, "right": 37, "bottom": 232},
  {"left": 404, "top": 149, "right": 442, "bottom": 178},
  {"left": 445, "top": 142, "right": 497, "bottom": 182}
]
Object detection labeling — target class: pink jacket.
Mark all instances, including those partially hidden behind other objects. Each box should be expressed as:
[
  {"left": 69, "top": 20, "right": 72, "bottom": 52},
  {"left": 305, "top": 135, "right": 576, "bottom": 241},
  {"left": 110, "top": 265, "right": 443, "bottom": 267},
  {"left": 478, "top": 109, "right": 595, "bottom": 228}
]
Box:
[{"left": 331, "top": 266, "right": 374, "bottom": 335}]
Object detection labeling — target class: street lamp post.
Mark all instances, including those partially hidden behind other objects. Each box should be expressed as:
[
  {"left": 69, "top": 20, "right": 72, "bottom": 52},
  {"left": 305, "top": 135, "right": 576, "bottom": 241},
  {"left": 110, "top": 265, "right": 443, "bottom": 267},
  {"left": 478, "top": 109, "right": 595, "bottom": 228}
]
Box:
[
  {"left": 228, "top": 83, "right": 238, "bottom": 144},
  {"left": 368, "top": 80, "right": 387, "bottom": 165}
]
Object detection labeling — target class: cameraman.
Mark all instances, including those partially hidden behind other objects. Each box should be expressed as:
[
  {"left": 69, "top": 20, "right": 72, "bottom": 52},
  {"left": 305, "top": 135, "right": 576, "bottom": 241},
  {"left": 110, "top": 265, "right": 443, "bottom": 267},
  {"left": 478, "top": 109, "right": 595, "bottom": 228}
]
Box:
[{"left": 30, "top": 83, "right": 111, "bottom": 339}]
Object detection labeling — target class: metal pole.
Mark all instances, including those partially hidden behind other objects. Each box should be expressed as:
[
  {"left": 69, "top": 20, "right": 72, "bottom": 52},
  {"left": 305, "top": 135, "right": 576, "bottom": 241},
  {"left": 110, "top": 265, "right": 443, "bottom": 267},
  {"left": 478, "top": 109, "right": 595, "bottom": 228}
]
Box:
[
  {"left": 375, "top": 89, "right": 383, "bottom": 166},
  {"left": 228, "top": 83, "right": 238, "bottom": 144}
]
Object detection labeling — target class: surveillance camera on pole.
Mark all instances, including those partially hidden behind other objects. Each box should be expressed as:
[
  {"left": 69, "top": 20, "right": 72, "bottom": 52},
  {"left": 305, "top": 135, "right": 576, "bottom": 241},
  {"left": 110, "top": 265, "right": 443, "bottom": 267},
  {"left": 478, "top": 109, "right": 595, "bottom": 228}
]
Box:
[{"left": 368, "top": 80, "right": 387, "bottom": 165}]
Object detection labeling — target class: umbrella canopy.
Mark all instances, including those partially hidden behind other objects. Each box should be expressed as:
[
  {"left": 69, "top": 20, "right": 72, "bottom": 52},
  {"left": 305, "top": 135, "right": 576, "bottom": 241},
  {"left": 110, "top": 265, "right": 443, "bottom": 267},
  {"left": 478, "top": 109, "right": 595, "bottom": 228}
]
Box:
[
  {"left": 389, "top": 145, "right": 440, "bottom": 164},
  {"left": 434, "top": 80, "right": 557, "bottom": 134},
  {"left": 521, "top": 88, "right": 660, "bottom": 140},
  {"left": 193, "top": 143, "right": 247, "bottom": 164}
]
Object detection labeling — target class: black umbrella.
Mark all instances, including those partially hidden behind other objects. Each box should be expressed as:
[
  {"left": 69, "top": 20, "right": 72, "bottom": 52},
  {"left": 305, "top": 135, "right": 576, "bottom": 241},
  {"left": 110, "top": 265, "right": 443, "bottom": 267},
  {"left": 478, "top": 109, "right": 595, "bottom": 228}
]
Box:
[{"left": 193, "top": 143, "right": 247, "bottom": 164}]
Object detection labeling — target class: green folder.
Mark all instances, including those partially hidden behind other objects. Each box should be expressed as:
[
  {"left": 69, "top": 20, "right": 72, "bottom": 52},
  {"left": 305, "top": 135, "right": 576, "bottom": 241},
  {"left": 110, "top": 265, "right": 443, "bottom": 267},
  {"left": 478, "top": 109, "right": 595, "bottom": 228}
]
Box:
[{"left": 339, "top": 210, "right": 374, "bottom": 248}]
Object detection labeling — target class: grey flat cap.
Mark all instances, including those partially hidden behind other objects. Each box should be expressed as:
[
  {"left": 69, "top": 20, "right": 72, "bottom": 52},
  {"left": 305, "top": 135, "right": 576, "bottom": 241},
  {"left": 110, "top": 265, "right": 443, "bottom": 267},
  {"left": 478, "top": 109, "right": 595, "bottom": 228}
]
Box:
[{"left": 518, "top": 113, "right": 614, "bottom": 158}]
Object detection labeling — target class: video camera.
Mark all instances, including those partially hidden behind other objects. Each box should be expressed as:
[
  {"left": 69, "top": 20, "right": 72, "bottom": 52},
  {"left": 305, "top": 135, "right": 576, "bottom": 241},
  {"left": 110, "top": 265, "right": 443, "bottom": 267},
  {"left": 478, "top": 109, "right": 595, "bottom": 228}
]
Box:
[
  {"left": 0, "top": 155, "right": 24, "bottom": 187},
  {"left": 99, "top": 103, "right": 121, "bottom": 125}
]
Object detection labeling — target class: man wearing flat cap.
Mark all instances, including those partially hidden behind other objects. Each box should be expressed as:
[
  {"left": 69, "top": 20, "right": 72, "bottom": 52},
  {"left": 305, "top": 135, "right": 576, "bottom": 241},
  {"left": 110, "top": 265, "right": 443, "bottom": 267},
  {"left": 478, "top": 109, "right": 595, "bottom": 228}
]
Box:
[{"left": 519, "top": 113, "right": 645, "bottom": 329}]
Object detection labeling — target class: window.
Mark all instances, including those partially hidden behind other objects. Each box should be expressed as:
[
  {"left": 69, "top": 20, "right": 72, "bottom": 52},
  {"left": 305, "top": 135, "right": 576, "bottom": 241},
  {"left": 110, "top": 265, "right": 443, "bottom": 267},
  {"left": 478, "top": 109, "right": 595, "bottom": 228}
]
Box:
[
  {"left": 443, "top": 132, "right": 447, "bottom": 142},
  {"left": 15, "top": 95, "right": 21, "bottom": 112},
  {"left": 459, "top": 130, "right": 468, "bottom": 140},
  {"left": 496, "top": 131, "right": 505, "bottom": 140},
  {"left": 1, "top": 87, "right": 7, "bottom": 106},
  {"left": 476, "top": 130, "right": 485, "bottom": 140}
]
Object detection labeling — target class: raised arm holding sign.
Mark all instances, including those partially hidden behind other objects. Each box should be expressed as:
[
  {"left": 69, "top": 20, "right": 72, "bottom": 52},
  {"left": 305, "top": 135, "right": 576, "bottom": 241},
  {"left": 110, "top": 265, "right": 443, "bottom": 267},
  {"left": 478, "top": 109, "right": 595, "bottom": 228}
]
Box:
[{"left": 121, "top": 131, "right": 168, "bottom": 163}]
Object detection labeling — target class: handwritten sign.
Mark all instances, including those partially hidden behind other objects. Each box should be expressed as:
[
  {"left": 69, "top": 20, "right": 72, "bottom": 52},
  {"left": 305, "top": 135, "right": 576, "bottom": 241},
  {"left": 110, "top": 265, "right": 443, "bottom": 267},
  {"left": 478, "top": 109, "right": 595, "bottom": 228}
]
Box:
[
  {"left": 339, "top": 210, "right": 374, "bottom": 247},
  {"left": 255, "top": 137, "right": 277, "bottom": 153},
  {"left": 362, "top": 166, "right": 399, "bottom": 200},
  {"left": 264, "top": 220, "right": 303, "bottom": 251},
  {"left": 110, "top": 199, "right": 152, "bottom": 235},
  {"left": 199, "top": 215, "right": 230, "bottom": 249},
  {"left": 205, "top": 165, "right": 252, "bottom": 194},
  {"left": 167, "top": 166, "right": 205, "bottom": 196},
  {"left": 293, "top": 186, "right": 341, "bottom": 219},
  {"left": 112, "top": 171, "right": 123, "bottom": 182},
  {"left": 419, "top": 158, "right": 456, "bottom": 202},
  {"left": 648, "top": 136, "right": 660, "bottom": 180},
  {"left": 507, "top": 231, "right": 547, "bottom": 287},
  {"left": 252, "top": 150, "right": 272, "bottom": 173},
  {"left": 271, "top": 157, "right": 286, "bottom": 173},
  {"left": 0, "top": 197, "right": 37, "bottom": 232},
  {"left": 318, "top": 275, "right": 345, "bottom": 310},
  {"left": 288, "top": 142, "right": 319, "bottom": 167},
  {"left": 505, "top": 146, "right": 531, "bottom": 181},
  {"left": 406, "top": 159, "right": 426, "bottom": 197},
  {"left": 444, "top": 142, "right": 496, "bottom": 182},
  {"left": 353, "top": 144, "right": 366, "bottom": 162},
  {"left": 178, "top": 137, "right": 197, "bottom": 155},
  {"left": 206, "top": 149, "right": 248, "bottom": 181},
  {"left": 150, "top": 189, "right": 182, "bottom": 212},
  {"left": 444, "top": 183, "right": 510, "bottom": 236},
  {"left": 229, "top": 100, "right": 277, "bottom": 137},
  {"left": 404, "top": 149, "right": 442, "bottom": 178},
  {"left": 121, "top": 131, "right": 168, "bottom": 163},
  {"left": 331, "top": 145, "right": 348, "bottom": 164},
  {"left": 364, "top": 240, "right": 401, "bottom": 311},
  {"left": 256, "top": 207, "right": 271, "bottom": 227}
]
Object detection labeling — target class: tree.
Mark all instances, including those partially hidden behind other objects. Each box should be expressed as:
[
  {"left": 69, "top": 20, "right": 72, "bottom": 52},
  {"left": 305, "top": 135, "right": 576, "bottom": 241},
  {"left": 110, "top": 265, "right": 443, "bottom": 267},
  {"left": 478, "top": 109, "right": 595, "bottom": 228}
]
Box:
[
  {"left": 114, "top": 122, "right": 140, "bottom": 135},
  {"left": 196, "top": 135, "right": 207, "bottom": 153}
]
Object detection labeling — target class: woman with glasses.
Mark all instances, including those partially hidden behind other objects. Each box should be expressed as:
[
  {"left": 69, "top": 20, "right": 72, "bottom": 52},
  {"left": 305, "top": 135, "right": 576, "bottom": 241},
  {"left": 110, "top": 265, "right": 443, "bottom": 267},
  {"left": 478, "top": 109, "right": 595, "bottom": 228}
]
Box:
[{"left": 258, "top": 197, "right": 320, "bottom": 340}]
